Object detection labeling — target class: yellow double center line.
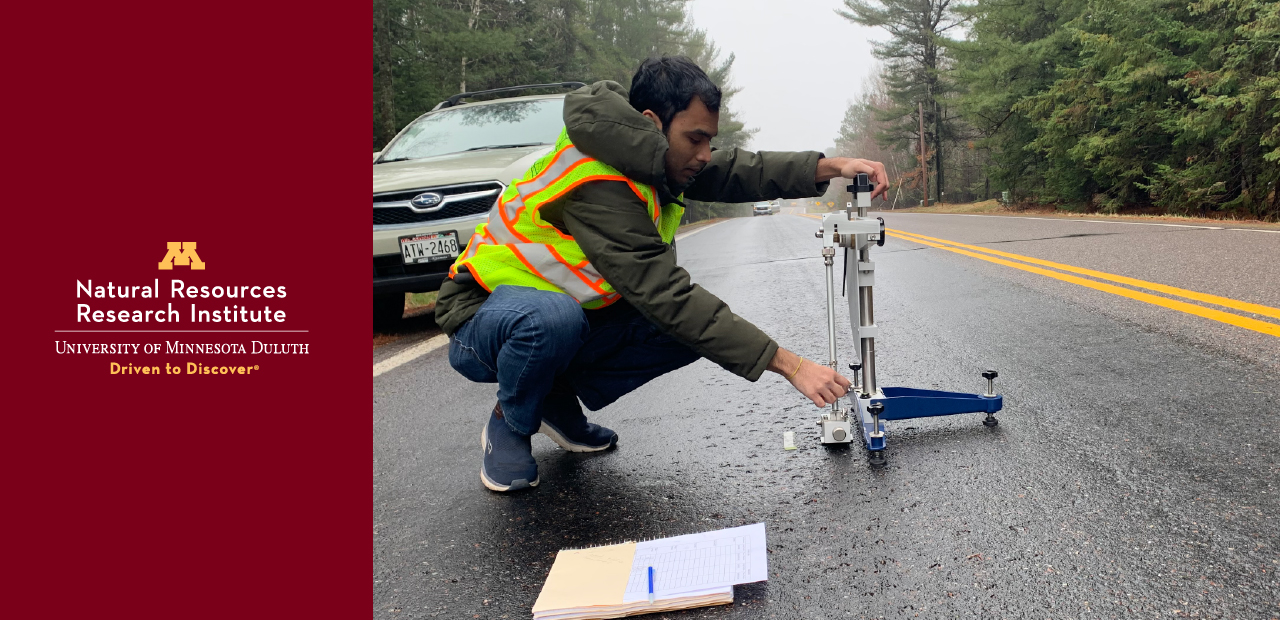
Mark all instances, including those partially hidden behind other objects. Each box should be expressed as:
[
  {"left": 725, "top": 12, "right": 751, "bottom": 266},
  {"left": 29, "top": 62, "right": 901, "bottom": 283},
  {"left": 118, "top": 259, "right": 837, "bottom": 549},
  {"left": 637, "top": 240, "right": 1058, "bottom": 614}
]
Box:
[{"left": 884, "top": 228, "right": 1280, "bottom": 338}]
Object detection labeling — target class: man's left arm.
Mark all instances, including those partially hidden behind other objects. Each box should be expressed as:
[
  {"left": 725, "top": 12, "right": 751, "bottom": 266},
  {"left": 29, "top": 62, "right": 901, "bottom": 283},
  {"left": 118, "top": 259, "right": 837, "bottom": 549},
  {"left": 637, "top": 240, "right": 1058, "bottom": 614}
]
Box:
[{"left": 682, "top": 149, "right": 889, "bottom": 203}]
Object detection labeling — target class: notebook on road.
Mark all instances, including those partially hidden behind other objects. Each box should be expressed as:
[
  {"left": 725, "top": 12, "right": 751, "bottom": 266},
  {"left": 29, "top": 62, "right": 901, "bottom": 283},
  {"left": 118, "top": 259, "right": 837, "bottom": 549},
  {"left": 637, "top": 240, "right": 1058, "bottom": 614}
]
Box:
[{"left": 532, "top": 523, "right": 767, "bottom": 620}]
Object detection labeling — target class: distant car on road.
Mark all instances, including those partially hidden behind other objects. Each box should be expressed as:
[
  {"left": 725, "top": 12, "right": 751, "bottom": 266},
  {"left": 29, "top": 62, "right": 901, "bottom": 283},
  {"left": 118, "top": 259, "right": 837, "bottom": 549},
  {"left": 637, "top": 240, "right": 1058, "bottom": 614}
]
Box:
[
  {"left": 752, "top": 202, "right": 772, "bottom": 216},
  {"left": 371, "top": 83, "right": 583, "bottom": 327}
]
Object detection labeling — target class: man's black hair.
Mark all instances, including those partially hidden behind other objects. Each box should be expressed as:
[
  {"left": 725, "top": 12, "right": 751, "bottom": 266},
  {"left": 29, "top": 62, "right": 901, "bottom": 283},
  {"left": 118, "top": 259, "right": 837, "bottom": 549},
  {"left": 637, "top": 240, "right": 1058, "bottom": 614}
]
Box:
[{"left": 629, "top": 56, "right": 721, "bottom": 132}]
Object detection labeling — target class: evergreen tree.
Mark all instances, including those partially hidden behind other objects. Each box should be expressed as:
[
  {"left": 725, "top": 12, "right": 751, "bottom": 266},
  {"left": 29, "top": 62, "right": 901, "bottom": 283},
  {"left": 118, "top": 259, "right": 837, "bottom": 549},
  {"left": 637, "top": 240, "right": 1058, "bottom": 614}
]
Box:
[
  {"left": 372, "top": 0, "right": 757, "bottom": 153},
  {"left": 839, "top": 0, "right": 966, "bottom": 201},
  {"left": 1017, "top": 0, "right": 1278, "bottom": 217},
  {"left": 1153, "top": 0, "right": 1279, "bottom": 216},
  {"left": 680, "top": 28, "right": 758, "bottom": 150},
  {"left": 949, "top": 0, "right": 1087, "bottom": 201},
  {"left": 946, "top": 0, "right": 1277, "bottom": 218}
]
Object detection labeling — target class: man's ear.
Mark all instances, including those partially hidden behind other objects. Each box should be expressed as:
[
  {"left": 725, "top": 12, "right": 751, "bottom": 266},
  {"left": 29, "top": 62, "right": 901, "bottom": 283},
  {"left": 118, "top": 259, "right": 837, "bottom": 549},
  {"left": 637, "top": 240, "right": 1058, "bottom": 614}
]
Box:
[{"left": 640, "top": 109, "right": 663, "bottom": 133}]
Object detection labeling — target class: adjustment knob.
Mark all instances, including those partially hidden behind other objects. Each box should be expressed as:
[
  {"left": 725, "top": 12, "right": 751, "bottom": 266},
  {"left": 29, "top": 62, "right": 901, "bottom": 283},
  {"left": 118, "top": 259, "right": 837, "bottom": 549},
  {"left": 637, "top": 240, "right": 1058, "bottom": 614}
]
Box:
[
  {"left": 854, "top": 173, "right": 872, "bottom": 194},
  {"left": 981, "top": 370, "right": 998, "bottom": 398},
  {"left": 867, "top": 402, "right": 884, "bottom": 415},
  {"left": 848, "top": 363, "right": 862, "bottom": 371}
]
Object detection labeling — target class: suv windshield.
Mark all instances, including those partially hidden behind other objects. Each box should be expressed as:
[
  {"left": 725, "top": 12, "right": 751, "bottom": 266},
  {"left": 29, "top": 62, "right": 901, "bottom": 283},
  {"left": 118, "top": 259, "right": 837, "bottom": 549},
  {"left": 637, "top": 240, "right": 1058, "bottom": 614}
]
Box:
[{"left": 378, "top": 99, "right": 564, "bottom": 163}]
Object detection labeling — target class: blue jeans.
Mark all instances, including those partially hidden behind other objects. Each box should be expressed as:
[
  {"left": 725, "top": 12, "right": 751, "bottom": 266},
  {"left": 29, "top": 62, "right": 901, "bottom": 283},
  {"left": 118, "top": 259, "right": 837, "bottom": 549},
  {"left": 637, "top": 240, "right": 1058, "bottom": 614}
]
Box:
[{"left": 448, "top": 285, "right": 701, "bottom": 436}]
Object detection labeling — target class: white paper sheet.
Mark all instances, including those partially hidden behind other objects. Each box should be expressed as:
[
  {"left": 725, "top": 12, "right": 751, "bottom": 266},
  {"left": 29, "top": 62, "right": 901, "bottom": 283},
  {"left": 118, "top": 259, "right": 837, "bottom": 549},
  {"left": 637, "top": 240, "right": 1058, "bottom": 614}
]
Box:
[{"left": 621, "top": 523, "right": 767, "bottom": 603}]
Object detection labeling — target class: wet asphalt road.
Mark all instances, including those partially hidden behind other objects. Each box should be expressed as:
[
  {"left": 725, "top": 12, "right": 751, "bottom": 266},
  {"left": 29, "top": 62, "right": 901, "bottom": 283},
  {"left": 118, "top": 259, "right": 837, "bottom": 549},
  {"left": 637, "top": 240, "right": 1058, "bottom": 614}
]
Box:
[{"left": 373, "top": 213, "right": 1279, "bottom": 619}]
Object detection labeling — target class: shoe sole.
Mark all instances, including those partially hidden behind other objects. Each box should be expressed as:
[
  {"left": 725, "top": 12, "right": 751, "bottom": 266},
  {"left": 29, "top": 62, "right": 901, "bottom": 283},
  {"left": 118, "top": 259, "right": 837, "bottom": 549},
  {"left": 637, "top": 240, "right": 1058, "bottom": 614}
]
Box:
[
  {"left": 479, "top": 424, "right": 538, "bottom": 492},
  {"left": 538, "top": 421, "right": 618, "bottom": 453}
]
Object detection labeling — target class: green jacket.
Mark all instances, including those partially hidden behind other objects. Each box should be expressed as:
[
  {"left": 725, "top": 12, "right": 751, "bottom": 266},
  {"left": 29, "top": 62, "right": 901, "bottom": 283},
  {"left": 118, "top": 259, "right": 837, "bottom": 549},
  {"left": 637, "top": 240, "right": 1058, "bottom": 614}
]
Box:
[{"left": 435, "top": 81, "right": 829, "bottom": 381}]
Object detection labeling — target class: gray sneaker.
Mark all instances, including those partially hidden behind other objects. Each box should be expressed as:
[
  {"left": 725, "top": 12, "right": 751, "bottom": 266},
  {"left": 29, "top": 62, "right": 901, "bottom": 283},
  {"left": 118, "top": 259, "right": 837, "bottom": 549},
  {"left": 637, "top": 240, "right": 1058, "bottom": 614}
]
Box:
[
  {"left": 539, "top": 409, "right": 619, "bottom": 453},
  {"left": 480, "top": 404, "right": 538, "bottom": 492}
]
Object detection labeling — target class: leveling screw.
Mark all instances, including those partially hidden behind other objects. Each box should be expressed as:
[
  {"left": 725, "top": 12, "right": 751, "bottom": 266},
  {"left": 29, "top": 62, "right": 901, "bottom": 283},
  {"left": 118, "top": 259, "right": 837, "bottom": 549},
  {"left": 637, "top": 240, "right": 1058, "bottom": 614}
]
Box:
[
  {"left": 867, "top": 401, "right": 884, "bottom": 438},
  {"left": 982, "top": 369, "right": 998, "bottom": 397},
  {"left": 981, "top": 370, "right": 999, "bottom": 427}
]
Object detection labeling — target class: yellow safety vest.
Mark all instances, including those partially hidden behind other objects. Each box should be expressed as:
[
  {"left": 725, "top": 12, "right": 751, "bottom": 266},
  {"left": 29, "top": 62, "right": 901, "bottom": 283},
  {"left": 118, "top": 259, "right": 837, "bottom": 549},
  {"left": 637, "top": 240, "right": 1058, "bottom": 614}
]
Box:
[{"left": 450, "top": 128, "right": 684, "bottom": 309}]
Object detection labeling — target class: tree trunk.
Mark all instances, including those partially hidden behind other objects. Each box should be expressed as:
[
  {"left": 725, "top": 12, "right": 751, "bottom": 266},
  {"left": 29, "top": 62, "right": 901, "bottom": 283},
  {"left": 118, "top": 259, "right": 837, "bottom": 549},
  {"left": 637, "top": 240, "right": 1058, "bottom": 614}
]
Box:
[
  {"left": 461, "top": 0, "right": 482, "bottom": 93},
  {"left": 919, "top": 101, "right": 928, "bottom": 209},
  {"left": 374, "top": 0, "right": 396, "bottom": 147}
]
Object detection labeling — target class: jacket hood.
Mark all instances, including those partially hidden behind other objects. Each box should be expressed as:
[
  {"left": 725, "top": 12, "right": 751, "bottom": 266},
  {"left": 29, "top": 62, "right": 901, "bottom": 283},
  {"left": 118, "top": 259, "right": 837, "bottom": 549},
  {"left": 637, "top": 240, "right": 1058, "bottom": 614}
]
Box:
[{"left": 563, "top": 81, "right": 675, "bottom": 199}]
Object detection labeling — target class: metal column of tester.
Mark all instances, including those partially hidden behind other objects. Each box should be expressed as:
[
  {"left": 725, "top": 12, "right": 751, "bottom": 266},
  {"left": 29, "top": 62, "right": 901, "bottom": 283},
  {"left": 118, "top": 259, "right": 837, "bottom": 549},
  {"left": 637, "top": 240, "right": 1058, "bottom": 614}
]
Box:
[{"left": 813, "top": 174, "right": 1005, "bottom": 466}]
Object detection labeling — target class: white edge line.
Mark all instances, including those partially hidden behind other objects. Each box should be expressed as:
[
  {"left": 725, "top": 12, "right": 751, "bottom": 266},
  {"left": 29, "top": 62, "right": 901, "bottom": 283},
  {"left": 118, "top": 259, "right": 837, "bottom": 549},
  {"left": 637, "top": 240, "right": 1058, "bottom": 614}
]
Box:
[
  {"left": 675, "top": 218, "right": 729, "bottom": 242},
  {"left": 373, "top": 333, "right": 449, "bottom": 377}
]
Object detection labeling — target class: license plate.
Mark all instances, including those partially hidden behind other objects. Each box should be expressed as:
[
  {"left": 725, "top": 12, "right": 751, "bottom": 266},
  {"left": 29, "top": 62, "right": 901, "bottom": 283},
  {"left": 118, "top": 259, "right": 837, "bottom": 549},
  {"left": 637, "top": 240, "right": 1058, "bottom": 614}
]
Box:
[{"left": 399, "top": 231, "right": 460, "bottom": 264}]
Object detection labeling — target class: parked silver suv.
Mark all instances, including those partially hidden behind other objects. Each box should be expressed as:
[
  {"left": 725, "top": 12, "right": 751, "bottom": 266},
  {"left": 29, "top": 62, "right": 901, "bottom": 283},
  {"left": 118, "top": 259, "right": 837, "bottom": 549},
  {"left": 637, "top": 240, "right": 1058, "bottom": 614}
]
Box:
[{"left": 372, "top": 83, "right": 581, "bottom": 326}]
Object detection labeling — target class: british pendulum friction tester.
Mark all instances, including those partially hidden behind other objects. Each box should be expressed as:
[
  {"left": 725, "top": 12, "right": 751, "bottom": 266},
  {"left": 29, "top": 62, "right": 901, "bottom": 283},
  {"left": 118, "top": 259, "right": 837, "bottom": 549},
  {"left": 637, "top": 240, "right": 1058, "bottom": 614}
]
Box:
[{"left": 812, "top": 174, "right": 1003, "bottom": 466}]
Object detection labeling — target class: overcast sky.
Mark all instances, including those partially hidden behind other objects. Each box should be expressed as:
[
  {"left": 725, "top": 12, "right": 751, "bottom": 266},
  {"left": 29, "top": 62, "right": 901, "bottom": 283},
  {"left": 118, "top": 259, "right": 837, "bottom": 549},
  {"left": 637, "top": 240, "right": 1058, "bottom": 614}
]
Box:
[{"left": 686, "top": 0, "right": 885, "bottom": 153}]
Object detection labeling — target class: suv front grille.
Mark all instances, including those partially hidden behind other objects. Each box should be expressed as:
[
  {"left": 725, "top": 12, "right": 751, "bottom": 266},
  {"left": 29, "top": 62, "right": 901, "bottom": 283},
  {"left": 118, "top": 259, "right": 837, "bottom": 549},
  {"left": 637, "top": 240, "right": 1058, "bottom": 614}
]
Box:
[
  {"left": 373, "top": 182, "right": 502, "bottom": 226},
  {"left": 373, "top": 254, "right": 452, "bottom": 278}
]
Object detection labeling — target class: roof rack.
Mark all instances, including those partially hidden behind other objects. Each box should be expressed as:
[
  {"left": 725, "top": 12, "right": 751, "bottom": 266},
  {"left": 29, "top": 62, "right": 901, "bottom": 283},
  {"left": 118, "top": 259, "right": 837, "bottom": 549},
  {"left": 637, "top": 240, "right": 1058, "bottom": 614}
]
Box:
[{"left": 431, "top": 82, "right": 586, "bottom": 111}]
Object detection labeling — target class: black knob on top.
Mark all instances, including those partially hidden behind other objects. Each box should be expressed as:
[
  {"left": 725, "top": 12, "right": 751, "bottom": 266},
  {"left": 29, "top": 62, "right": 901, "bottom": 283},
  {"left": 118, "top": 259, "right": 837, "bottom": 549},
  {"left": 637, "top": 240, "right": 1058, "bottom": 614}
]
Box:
[
  {"left": 981, "top": 370, "right": 999, "bottom": 399},
  {"left": 867, "top": 402, "right": 884, "bottom": 415},
  {"left": 853, "top": 173, "right": 874, "bottom": 196},
  {"left": 848, "top": 363, "right": 862, "bottom": 371}
]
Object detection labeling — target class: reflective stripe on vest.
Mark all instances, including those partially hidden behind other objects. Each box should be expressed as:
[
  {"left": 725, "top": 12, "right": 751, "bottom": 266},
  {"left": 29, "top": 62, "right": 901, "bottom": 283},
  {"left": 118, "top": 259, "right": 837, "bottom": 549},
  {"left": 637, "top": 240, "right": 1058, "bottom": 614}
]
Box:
[{"left": 450, "top": 128, "right": 684, "bottom": 308}]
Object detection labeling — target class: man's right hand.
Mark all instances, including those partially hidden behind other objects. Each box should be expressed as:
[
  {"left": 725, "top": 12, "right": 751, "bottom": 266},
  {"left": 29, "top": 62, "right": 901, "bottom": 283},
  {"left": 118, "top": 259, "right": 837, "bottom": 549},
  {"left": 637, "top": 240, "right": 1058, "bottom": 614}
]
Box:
[{"left": 768, "top": 347, "right": 852, "bottom": 407}]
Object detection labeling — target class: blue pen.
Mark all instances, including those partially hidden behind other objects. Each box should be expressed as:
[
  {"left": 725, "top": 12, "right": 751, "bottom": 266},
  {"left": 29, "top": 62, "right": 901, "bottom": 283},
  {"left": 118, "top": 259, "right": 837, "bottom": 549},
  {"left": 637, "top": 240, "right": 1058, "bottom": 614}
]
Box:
[{"left": 647, "top": 566, "right": 655, "bottom": 604}]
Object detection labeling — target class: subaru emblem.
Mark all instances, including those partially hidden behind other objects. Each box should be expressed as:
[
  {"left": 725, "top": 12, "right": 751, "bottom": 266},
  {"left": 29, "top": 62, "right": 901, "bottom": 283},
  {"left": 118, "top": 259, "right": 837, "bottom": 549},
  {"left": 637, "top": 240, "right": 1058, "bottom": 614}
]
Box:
[{"left": 410, "top": 192, "right": 444, "bottom": 209}]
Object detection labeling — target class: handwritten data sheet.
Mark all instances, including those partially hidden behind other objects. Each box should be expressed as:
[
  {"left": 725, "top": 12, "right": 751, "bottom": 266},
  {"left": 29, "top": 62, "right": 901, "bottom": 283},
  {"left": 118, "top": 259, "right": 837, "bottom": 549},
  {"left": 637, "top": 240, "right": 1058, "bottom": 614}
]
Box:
[{"left": 621, "top": 523, "right": 767, "bottom": 603}]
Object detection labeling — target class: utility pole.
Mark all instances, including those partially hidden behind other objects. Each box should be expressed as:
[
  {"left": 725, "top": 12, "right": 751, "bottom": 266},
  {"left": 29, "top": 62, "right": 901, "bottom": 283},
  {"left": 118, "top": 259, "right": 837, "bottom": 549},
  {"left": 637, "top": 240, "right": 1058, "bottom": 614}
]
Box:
[
  {"left": 935, "top": 102, "right": 944, "bottom": 204},
  {"left": 919, "top": 102, "right": 928, "bottom": 209}
]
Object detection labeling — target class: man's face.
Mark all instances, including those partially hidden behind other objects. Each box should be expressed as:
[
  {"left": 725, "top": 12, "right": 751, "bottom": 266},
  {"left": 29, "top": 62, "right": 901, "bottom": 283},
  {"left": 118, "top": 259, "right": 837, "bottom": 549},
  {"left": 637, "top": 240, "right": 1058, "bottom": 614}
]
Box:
[{"left": 644, "top": 96, "right": 718, "bottom": 188}]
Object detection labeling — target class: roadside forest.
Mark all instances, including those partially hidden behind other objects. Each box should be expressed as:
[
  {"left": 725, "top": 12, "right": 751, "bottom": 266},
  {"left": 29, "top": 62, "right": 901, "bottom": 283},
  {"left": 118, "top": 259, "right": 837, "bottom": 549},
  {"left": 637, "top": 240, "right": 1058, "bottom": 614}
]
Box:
[
  {"left": 373, "top": 0, "right": 754, "bottom": 151},
  {"left": 837, "top": 0, "right": 1279, "bottom": 220}
]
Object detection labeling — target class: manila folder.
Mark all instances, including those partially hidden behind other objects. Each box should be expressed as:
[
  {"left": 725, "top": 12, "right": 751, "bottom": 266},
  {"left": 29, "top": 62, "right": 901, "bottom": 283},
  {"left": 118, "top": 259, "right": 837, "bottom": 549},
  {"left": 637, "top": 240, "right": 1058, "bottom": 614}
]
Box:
[{"left": 532, "top": 542, "right": 636, "bottom": 613}]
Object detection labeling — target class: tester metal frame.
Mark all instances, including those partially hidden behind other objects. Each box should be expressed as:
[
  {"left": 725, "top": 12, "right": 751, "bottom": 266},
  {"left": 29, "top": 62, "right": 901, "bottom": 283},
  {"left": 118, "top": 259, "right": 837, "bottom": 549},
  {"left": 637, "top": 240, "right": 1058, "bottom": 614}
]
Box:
[{"left": 813, "top": 174, "right": 1003, "bottom": 466}]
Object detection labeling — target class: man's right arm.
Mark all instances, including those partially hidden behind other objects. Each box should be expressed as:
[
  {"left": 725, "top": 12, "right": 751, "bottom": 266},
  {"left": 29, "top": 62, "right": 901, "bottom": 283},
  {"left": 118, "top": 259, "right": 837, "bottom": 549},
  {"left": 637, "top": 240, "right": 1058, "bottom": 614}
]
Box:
[
  {"left": 557, "top": 182, "right": 851, "bottom": 405},
  {"left": 559, "top": 181, "right": 779, "bottom": 381}
]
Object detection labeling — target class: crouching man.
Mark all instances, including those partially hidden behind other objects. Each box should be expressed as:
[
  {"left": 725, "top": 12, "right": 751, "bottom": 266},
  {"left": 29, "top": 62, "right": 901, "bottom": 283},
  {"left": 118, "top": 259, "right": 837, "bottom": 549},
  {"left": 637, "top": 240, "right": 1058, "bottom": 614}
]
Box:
[{"left": 435, "top": 56, "right": 889, "bottom": 491}]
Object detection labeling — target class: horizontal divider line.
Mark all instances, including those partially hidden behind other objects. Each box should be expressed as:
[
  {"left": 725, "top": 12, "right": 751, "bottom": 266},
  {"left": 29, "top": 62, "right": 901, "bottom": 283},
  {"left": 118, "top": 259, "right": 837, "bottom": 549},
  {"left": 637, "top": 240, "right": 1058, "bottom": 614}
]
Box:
[{"left": 54, "top": 330, "right": 309, "bottom": 333}]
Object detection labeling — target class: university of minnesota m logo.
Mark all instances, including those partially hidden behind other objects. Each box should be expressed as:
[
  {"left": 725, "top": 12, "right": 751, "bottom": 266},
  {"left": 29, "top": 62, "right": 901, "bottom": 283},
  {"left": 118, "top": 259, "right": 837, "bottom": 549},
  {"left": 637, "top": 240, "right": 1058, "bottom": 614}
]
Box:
[{"left": 158, "top": 242, "right": 205, "bottom": 270}]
